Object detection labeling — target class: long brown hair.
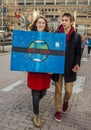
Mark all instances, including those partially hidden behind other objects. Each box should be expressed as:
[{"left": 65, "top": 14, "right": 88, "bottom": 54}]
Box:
[{"left": 30, "top": 15, "right": 49, "bottom": 32}]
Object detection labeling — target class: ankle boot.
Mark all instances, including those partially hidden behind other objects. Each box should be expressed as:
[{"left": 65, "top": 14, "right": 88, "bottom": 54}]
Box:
[{"left": 33, "top": 114, "right": 41, "bottom": 128}]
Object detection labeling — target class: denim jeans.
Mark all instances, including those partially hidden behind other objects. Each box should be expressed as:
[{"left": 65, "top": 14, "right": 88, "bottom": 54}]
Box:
[{"left": 55, "top": 75, "right": 73, "bottom": 112}]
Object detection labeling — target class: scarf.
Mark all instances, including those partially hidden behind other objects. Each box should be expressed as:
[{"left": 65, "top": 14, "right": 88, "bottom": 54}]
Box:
[{"left": 57, "top": 25, "right": 74, "bottom": 44}]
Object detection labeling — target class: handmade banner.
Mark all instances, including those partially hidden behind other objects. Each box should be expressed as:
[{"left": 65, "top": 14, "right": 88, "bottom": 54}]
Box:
[{"left": 11, "top": 30, "right": 66, "bottom": 74}]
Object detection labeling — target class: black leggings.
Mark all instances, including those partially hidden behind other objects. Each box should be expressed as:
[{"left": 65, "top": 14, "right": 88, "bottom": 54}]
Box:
[{"left": 32, "top": 89, "right": 46, "bottom": 115}]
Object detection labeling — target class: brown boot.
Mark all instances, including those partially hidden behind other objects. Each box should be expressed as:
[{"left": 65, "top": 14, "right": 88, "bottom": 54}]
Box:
[{"left": 33, "top": 114, "right": 41, "bottom": 128}]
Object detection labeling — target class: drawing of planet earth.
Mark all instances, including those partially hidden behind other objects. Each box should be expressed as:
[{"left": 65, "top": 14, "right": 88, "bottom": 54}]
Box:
[{"left": 28, "top": 40, "right": 48, "bottom": 62}]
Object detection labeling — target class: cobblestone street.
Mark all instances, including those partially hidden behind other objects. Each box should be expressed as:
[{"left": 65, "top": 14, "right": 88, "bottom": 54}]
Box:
[{"left": 0, "top": 46, "right": 91, "bottom": 130}]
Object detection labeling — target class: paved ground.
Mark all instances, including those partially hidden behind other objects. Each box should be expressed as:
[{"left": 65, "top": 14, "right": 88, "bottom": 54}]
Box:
[{"left": 0, "top": 45, "right": 91, "bottom": 130}]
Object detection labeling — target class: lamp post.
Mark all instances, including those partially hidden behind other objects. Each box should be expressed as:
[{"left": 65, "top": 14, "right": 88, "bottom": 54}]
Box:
[
  {"left": 73, "top": 10, "right": 77, "bottom": 29},
  {"left": 1, "top": 3, "right": 4, "bottom": 52}
]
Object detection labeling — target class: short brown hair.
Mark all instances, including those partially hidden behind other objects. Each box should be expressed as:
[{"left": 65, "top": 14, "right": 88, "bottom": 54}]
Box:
[{"left": 62, "top": 13, "right": 75, "bottom": 22}]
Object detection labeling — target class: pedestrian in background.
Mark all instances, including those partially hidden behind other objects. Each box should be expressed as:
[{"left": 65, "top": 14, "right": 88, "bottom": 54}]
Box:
[
  {"left": 52, "top": 12, "right": 81, "bottom": 122},
  {"left": 81, "top": 36, "right": 86, "bottom": 56},
  {"left": 86, "top": 37, "right": 91, "bottom": 57},
  {"left": 27, "top": 15, "right": 51, "bottom": 128}
]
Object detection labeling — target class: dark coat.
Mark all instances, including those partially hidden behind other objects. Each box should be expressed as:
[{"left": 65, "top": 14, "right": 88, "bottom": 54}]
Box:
[{"left": 52, "top": 31, "right": 81, "bottom": 83}]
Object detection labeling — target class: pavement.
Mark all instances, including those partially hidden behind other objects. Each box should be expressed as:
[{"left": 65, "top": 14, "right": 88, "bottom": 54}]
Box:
[{"left": 0, "top": 45, "right": 91, "bottom": 130}]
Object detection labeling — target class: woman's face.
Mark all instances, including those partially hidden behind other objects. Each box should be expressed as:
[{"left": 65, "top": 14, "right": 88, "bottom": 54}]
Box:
[
  {"left": 62, "top": 16, "right": 72, "bottom": 30},
  {"left": 36, "top": 18, "right": 46, "bottom": 31}
]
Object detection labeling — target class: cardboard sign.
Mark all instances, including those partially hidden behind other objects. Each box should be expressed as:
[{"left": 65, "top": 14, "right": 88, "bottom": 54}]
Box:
[{"left": 11, "top": 30, "right": 66, "bottom": 74}]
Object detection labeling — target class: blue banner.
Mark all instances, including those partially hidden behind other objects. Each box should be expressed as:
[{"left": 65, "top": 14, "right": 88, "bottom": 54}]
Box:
[{"left": 11, "top": 30, "right": 66, "bottom": 74}]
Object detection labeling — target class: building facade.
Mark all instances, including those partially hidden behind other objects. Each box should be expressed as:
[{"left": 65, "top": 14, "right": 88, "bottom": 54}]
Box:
[{"left": 0, "top": 0, "right": 91, "bottom": 35}]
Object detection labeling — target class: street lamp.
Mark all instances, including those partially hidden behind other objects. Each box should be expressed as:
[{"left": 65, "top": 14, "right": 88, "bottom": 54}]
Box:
[
  {"left": 1, "top": 2, "right": 6, "bottom": 52},
  {"left": 73, "top": 10, "right": 77, "bottom": 29}
]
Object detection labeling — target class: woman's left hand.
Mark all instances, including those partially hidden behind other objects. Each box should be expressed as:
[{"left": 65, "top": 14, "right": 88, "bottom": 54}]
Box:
[{"left": 72, "top": 64, "right": 80, "bottom": 72}]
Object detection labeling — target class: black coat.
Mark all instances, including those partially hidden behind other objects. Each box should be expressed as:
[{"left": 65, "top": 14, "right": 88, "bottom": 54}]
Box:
[{"left": 52, "top": 31, "right": 81, "bottom": 83}]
